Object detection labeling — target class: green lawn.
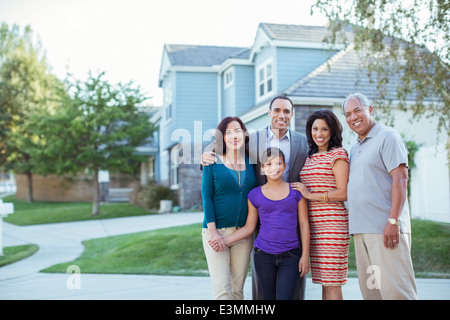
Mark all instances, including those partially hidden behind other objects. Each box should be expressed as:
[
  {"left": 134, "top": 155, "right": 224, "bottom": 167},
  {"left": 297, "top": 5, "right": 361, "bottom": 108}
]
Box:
[
  {"left": 409, "top": 219, "right": 450, "bottom": 278},
  {"left": 0, "top": 244, "right": 39, "bottom": 267},
  {"left": 42, "top": 220, "right": 450, "bottom": 279},
  {"left": 42, "top": 223, "right": 209, "bottom": 276},
  {"left": 1, "top": 196, "right": 448, "bottom": 278},
  {"left": 2, "top": 195, "right": 155, "bottom": 226}
]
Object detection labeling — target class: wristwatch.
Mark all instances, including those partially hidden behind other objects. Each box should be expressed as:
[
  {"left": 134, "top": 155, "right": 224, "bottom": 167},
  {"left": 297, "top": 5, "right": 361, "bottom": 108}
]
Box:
[{"left": 387, "top": 218, "right": 400, "bottom": 226}]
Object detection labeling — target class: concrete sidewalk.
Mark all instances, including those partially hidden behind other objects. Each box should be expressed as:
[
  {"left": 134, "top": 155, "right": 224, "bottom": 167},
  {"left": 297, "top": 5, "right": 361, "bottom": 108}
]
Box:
[{"left": 1, "top": 212, "right": 449, "bottom": 300}]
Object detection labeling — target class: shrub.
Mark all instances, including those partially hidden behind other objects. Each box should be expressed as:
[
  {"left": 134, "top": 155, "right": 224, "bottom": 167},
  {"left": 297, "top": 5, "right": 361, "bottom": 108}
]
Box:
[{"left": 130, "top": 183, "right": 178, "bottom": 211}]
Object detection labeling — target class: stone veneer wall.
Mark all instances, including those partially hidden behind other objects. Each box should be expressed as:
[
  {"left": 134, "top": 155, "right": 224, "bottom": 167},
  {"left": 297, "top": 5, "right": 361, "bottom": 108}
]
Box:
[
  {"left": 15, "top": 173, "right": 139, "bottom": 202},
  {"left": 294, "top": 105, "right": 333, "bottom": 135},
  {"left": 176, "top": 163, "right": 203, "bottom": 211},
  {"left": 15, "top": 174, "right": 94, "bottom": 202}
]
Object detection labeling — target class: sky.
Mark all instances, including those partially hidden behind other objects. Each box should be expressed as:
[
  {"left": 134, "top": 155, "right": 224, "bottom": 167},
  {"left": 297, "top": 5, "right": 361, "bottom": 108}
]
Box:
[{"left": 0, "top": 0, "right": 328, "bottom": 105}]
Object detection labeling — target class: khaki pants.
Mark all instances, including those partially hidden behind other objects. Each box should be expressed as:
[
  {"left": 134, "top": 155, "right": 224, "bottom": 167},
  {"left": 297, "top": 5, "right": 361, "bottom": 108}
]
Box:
[
  {"left": 202, "top": 228, "right": 253, "bottom": 300},
  {"left": 354, "top": 233, "right": 418, "bottom": 300}
]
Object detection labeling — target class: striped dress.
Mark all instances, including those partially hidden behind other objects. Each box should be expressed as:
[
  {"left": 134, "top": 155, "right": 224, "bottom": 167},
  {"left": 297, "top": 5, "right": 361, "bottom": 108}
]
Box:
[{"left": 299, "top": 147, "right": 350, "bottom": 286}]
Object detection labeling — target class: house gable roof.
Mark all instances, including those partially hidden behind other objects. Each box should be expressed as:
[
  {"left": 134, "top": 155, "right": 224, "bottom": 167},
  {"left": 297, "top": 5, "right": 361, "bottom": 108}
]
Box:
[
  {"left": 285, "top": 44, "right": 435, "bottom": 103},
  {"left": 164, "top": 44, "right": 249, "bottom": 67},
  {"left": 250, "top": 23, "right": 352, "bottom": 61},
  {"left": 260, "top": 23, "right": 341, "bottom": 43},
  {"left": 159, "top": 44, "right": 250, "bottom": 85}
]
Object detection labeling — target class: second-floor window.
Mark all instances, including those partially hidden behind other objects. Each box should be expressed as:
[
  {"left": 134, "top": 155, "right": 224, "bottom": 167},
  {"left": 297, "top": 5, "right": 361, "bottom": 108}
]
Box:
[
  {"left": 257, "top": 60, "right": 273, "bottom": 99},
  {"left": 224, "top": 68, "right": 234, "bottom": 89},
  {"left": 164, "top": 84, "right": 173, "bottom": 121}
]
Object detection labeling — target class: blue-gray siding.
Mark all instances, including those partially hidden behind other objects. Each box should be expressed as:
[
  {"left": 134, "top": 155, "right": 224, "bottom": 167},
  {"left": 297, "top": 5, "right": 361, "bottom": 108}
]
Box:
[
  {"left": 222, "top": 65, "right": 255, "bottom": 117},
  {"left": 276, "top": 47, "right": 338, "bottom": 92},
  {"left": 162, "top": 71, "right": 218, "bottom": 150}
]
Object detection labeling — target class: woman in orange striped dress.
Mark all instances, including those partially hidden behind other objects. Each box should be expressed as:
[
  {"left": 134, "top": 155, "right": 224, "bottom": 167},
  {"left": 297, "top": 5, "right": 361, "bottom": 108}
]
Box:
[{"left": 292, "top": 110, "right": 349, "bottom": 300}]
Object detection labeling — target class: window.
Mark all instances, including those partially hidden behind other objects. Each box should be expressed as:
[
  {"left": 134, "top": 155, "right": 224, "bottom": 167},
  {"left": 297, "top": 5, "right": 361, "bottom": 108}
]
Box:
[
  {"left": 164, "top": 84, "right": 173, "bottom": 121},
  {"left": 169, "top": 144, "right": 181, "bottom": 188},
  {"left": 141, "top": 156, "right": 156, "bottom": 186},
  {"left": 257, "top": 60, "right": 273, "bottom": 99},
  {"left": 224, "top": 68, "right": 234, "bottom": 89},
  {"left": 165, "top": 104, "right": 172, "bottom": 121},
  {"left": 259, "top": 68, "right": 265, "bottom": 96}
]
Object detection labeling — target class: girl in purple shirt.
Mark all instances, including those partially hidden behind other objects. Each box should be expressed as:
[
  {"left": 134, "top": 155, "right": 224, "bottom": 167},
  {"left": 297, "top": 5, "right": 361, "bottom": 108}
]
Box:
[{"left": 210, "top": 147, "right": 310, "bottom": 300}]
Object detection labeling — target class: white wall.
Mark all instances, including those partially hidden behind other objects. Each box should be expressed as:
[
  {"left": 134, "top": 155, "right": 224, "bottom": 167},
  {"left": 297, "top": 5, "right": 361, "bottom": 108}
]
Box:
[
  {"left": 410, "top": 143, "right": 449, "bottom": 222},
  {"left": 159, "top": 150, "right": 170, "bottom": 186}
]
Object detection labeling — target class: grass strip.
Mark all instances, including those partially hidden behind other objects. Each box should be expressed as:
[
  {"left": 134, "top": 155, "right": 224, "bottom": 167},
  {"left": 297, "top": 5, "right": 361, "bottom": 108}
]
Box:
[
  {"left": 42, "top": 223, "right": 209, "bottom": 276},
  {"left": 41, "top": 220, "right": 450, "bottom": 278},
  {"left": 0, "top": 244, "right": 39, "bottom": 267},
  {"left": 3, "top": 195, "right": 154, "bottom": 226}
]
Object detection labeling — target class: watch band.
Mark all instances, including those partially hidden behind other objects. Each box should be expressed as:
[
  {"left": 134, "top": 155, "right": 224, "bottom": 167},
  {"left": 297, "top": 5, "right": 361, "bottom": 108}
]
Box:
[{"left": 388, "top": 218, "right": 400, "bottom": 226}]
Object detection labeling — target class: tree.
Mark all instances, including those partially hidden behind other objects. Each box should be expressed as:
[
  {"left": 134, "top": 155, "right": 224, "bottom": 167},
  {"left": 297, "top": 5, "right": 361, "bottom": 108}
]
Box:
[
  {"left": 313, "top": 0, "right": 449, "bottom": 133},
  {"left": 404, "top": 137, "right": 421, "bottom": 208},
  {"left": 0, "top": 23, "right": 62, "bottom": 201},
  {"left": 31, "top": 71, "right": 156, "bottom": 215}
]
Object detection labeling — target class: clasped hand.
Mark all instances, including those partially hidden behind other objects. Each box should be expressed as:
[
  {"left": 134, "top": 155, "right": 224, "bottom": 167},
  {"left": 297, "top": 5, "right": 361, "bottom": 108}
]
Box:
[{"left": 208, "top": 233, "right": 227, "bottom": 252}]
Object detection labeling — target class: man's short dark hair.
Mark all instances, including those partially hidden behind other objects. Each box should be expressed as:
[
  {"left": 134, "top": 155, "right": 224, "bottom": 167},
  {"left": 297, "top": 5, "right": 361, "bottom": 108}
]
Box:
[{"left": 269, "top": 95, "right": 294, "bottom": 110}]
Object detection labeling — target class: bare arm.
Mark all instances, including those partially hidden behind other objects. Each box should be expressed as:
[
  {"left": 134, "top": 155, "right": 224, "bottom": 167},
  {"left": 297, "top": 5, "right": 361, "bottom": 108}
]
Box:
[
  {"left": 208, "top": 199, "right": 258, "bottom": 251},
  {"left": 224, "top": 200, "right": 258, "bottom": 246},
  {"left": 293, "top": 159, "right": 349, "bottom": 202},
  {"left": 206, "top": 222, "right": 227, "bottom": 252},
  {"left": 298, "top": 197, "right": 310, "bottom": 277},
  {"left": 384, "top": 164, "right": 408, "bottom": 248}
]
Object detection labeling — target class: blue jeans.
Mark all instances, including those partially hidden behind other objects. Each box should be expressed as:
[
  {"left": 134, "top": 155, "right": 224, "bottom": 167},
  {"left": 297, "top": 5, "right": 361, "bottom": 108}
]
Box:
[{"left": 253, "top": 247, "right": 300, "bottom": 300}]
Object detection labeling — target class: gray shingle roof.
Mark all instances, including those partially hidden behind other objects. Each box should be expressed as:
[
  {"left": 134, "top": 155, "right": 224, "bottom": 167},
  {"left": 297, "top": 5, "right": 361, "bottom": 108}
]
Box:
[
  {"left": 285, "top": 44, "right": 433, "bottom": 102},
  {"left": 259, "top": 23, "right": 354, "bottom": 43},
  {"left": 165, "top": 44, "right": 250, "bottom": 67}
]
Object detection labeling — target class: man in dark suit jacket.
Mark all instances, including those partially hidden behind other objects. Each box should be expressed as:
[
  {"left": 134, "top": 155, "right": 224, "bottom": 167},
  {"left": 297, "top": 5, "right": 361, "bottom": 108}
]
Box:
[
  {"left": 249, "top": 123, "right": 307, "bottom": 185},
  {"left": 247, "top": 96, "right": 308, "bottom": 300},
  {"left": 202, "top": 95, "right": 309, "bottom": 299}
]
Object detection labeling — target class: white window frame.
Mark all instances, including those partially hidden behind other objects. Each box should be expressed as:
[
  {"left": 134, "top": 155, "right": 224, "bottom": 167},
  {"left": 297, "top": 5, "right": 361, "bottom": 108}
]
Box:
[
  {"left": 170, "top": 143, "right": 181, "bottom": 189},
  {"left": 224, "top": 67, "right": 234, "bottom": 89},
  {"left": 256, "top": 58, "right": 274, "bottom": 101},
  {"left": 164, "top": 83, "right": 173, "bottom": 122}
]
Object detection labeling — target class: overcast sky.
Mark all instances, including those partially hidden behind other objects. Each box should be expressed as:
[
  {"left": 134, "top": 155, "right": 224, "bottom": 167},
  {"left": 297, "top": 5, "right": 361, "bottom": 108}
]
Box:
[{"left": 0, "top": 0, "right": 328, "bottom": 105}]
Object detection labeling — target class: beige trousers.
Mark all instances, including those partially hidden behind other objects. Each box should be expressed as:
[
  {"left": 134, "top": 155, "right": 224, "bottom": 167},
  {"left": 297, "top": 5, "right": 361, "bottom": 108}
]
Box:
[
  {"left": 354, "top": 233, "right": 418, "bottom": 300},
  {"left": 202, "top": 227, "right": 253, "bottom": 300}
]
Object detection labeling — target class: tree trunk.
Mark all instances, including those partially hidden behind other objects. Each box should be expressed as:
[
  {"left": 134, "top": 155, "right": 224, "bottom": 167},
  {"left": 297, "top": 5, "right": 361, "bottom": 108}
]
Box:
[
  {"left": 25, "top": 171, "right": 33, "bottom": 202},
  {"left": 91, "top": 168, "right": 100, "bottom": 215}
]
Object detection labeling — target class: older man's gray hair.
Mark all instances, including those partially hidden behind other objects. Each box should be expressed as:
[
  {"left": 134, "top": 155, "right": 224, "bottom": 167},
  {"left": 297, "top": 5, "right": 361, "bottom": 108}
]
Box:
[{"left": 341, "top": 93, "right": 371, "bottom": 112}]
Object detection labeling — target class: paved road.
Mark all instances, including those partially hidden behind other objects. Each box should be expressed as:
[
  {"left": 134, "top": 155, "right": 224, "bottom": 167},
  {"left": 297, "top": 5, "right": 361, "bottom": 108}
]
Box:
[{"left": 1, "top": 212, "right": 449, "bottom": 300}]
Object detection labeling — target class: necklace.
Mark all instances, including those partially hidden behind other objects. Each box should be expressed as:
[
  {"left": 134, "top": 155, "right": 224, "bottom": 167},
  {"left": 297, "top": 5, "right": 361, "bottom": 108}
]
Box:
[
  {"left": 229, "top": 162, "right": 241, "bottom": 187},
  {"left": 226, "top": 156, "right": 243, "bottom": 188}
]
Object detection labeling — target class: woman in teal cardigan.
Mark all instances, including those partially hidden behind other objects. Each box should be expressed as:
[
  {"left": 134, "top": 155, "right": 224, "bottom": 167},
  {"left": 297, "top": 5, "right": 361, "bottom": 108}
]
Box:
[{"left": 201, "top": 116, "right": 257, "bottom": 300}]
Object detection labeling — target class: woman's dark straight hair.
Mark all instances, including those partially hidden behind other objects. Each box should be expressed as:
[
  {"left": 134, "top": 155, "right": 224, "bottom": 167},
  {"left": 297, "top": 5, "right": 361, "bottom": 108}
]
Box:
[
  {"left": 200, "top": 116, "right": 249, "bottom": 170},
  {"left": 213, "top": 116, "right": 250, "bottom": 157},
  {"left": 305, "top": 109, "right": 343, "bottom": 157}
]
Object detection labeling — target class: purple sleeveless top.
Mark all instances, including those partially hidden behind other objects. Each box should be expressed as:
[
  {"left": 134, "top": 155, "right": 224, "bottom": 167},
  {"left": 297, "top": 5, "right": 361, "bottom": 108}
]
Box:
[{"left": 248, "top": 185, "right": 302, "bottom": 254}]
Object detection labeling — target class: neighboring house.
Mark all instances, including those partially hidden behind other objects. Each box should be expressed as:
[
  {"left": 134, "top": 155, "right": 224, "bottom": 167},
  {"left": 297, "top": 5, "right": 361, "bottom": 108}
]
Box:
[
  {"left": 14, "top": 106, "right": 160, "bottom": 203},
  {"left": 157, "top": 23, "right": 449, "bottom": 222},
  {"left": 136, "top": 106, "right": 162, "bottom": 186}
]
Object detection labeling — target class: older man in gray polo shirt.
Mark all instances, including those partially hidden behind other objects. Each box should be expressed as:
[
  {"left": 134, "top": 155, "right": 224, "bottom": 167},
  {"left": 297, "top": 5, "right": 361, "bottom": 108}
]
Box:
[{"left": 342, "top": 93, "right": 418, "bottom": 300}]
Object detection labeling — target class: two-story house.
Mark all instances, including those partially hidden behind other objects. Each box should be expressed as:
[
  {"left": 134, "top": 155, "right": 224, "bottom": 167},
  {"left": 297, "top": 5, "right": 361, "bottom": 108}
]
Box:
[{"left": 157, "top": 23, "right": 449, "bottom": 222}]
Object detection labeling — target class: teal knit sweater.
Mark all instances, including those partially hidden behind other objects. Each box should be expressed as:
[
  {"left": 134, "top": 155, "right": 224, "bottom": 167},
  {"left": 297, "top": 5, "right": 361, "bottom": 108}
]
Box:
[{"left": 201, "top": 156, "right": 257, "bottom": 229}]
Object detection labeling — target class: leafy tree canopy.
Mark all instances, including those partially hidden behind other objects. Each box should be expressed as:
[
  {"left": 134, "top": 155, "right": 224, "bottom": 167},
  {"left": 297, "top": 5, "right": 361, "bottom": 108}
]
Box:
[
  {"left": 313, "top": 0, "right": 449, "bottom": 133},
  {"left": 28, "top": 71, "right": 156, "bottom": 214},
  {"left": 0, "top": 23, "right": 62, "bottom": 174}
]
